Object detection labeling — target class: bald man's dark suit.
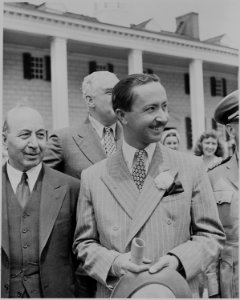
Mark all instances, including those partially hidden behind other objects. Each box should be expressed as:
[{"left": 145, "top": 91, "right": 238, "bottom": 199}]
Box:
[{"left": 1, "top": 164, "right": 80, "bottom": 298}]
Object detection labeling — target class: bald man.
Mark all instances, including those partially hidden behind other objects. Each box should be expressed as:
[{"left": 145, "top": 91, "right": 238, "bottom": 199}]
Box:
[{"left": 2, "top": 105, "right": 80, "bottom": 298}]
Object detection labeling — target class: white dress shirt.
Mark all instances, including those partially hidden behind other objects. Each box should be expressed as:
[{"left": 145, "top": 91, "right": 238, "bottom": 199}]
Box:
[
  {"left": 122, "top": 140, "right": 156, "bottom": 174},
  {"left": 7, "top": 162, "right": 43, "bottom": 193},
  {"left": 89, "top": 114, "right": 116, "bottom": 147}
]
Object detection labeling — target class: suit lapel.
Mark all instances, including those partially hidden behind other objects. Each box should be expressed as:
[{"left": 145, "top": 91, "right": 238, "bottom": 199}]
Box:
[
  {"left": 2, "top": 166, "right": 10, "bottom": 257},
  {"left": 225, "top": 153, "right": 238, "bottom": 189},
  {"left": 73, "top": 119, "right": 106, "bottom": 164},
  {"left": 101, "top": 149, "right": 139, "bottom": 219},
  {"left": 39, "top": 166, "right": 67, "bottom": 255},
  {"left": 125, "top": 145, "right": 178, "bottom": 248}
]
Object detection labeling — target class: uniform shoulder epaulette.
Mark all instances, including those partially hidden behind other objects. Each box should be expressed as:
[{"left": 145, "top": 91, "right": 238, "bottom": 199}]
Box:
[{"left": 207, "top": 156, "right": 231, "bottom": 172}]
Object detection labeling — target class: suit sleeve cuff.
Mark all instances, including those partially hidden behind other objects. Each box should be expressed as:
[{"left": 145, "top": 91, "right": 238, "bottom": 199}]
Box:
[{"left": 168, "top": 252, "right": 186, "bottom": 278}]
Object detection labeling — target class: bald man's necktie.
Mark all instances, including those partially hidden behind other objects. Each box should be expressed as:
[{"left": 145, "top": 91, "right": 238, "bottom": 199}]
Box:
[
  {"left": 104, "top": 127, "right": 116, "bottom": 157},
  {"left": 16, "top": 172, "right": 30, "bottom": 208},
  {"left": 132, "top": 150, "right": 147, "bottom": 191}
]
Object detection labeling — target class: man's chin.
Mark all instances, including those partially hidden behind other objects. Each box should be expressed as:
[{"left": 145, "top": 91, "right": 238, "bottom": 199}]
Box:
[
  {"left": 23, "top": 159, "right": 41, "bottom": 169},
  {"left": 149, "top": 132, "right": 162, "bottom": 142},
  {"left": 143, "top": 136, "right": 161, "bottom": 147}
]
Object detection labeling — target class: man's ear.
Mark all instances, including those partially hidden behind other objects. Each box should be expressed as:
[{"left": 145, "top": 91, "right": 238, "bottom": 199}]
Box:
[
  {"left": 115, "top": 108, "right": 128, "bottom": 125},
  {"left": 2, "top": 132, "right": 8, "bottom": 150},
  {"left": 226, "top": 124, "right": 234, "bottom": 138},
  {"left": 86, "top": 96, "right": 95, "bottom": 108}
]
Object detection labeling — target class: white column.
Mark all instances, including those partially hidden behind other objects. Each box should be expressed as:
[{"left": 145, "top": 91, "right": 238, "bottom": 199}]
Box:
[
  {"left": 0, "top": 1, "right": 3, "bottom": 111},
  {"left": 0, "top": 1, "right": 3, "bottom": 168},
  {"left": 189, "top": 59, "right": 205, "bottom": 146},
  {"left": 50, "top": 37, "right": 69, "bottom": 130},
  {"left": 128, "top": 49, "right": 143, "bottom": 74}
]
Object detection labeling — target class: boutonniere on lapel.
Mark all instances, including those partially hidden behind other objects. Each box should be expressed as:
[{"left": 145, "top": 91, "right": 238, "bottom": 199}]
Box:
[{"left": 154, "top": 171, "right": 184, "bottom": 196}]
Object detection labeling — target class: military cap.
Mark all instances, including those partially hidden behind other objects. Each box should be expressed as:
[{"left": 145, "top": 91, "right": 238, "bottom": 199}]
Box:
[
  {"left": 214, "top": 90, "right": 239, "bottom": 125},
  {"left": 110, "top": 268, "right": 192, "bottom": 298}
]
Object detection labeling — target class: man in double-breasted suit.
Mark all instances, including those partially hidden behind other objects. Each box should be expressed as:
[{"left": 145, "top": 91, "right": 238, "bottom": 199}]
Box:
[
  {"left": 73, "top": 73, "right": 225, "bottom": 298},
  {"left": 207, "top": 90, "right": 239, "bottom": 298},
  {"left": 2, "top": 105, "right": 80, "bottom": 298},
  {"left": 44, "top": 71, "right": 122, "bottom": 179}
]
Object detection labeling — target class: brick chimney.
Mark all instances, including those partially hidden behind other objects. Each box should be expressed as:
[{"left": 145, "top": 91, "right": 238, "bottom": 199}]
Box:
[{"left": 175, "top": 12, "right": 199, "bottom": 39}]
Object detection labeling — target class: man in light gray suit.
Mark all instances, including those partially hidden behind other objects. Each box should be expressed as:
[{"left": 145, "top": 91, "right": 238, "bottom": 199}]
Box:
[
  {"left": 44, "top": 71, "right": 122, "bottom": 179},
  {"left": 73, "top": 73, "right": 225, "bottom": 297}
]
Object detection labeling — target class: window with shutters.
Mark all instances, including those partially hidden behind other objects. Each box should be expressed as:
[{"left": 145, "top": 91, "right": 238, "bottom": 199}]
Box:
[
  {"left": 22, "top": 53, "right": 51, "bottom": 81},
  {"left": 96, "top": 64, "right": 107, "bottom": 71},
  {"left": 185, "top": 116, "right": 192, "bottom": 149},
  {"left": 184, "top": 73, "right": 190, "bottom": 94},
  {"left": 210, "top": 77, "right": 227, "bottom": 97},
  {"left": 143, "top": 68, "right": 153, "bottom": 74},
  {"left": 31, "top": 57, "right": 44, "bottom": 79},
  {"left": 88, "top": 61, "right": 114, "bottom": 74}
]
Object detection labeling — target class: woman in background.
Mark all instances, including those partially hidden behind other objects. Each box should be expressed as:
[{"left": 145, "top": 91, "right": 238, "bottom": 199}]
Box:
[
  {"left": 161, "top": 128, "right": 181, "bottom": 151},
  {"left": 194, "top": 130, "right": 225, "bottom": 171},
  {"left": 194, "top": 130, "right": 226, "bottom": 297}
]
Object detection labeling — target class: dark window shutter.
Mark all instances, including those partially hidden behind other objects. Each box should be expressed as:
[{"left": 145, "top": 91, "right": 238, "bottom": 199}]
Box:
[
  {"left": 147, "top": 68, "right": 153, "bottom": 74},
  {"left": 210, "top": 77, "right": 216, "bottom": 96},
  {"left": 184, "top": 73, "right": 190, "bottom": 94},
  {"left": 185, "top": 117, "right": 192, "bottom": 149},
  {"left": 212, "top": 118, "right": 217, "bottom": 130},
  {"left": 107, "top": 63, "right": 114, "bottom": 73},
  {"left": 89, "top": 61, "right": 97, "bottom": 74},
  {"left": 143, "top": 68, "right": 153, "bottom": 74},
  {"left": 44, "top": 55, "right": 51, "bottom": 81},
  {"left": 222, "top": 78, "right": 227, "bottom": 96},
  {"left": 23, "top": 53, "right": 32, "bottom": 80}
]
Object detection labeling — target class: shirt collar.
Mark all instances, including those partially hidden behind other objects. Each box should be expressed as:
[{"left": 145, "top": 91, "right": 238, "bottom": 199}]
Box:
[
  {"left": 7, "top": 162, "right": 43, "bottom": 193},
  {"left": 89, "top": 114, "right": 116, "bottom": 139},
  {"left": 122, "top": 139, "right": 156, "bottom": 172}
]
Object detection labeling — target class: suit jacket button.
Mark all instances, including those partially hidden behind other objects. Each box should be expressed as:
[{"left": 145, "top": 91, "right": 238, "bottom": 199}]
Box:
[
  {"left": 17, "top": 291, "right": 22, "bottom": 297},
  {"left": 112, "top": 226, "right": 119, "bottom": 231},
  {"left": 4, "top": 284, "right": 9, "bottom": 290},
  {"left": 167, "top": 219, "right": 172, "bottom": 225}
]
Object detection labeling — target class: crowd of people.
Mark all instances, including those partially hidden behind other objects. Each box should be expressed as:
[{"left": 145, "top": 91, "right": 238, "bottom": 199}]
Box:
[{"left": 1, "top": 70, "right": 239, "bottom": 298}]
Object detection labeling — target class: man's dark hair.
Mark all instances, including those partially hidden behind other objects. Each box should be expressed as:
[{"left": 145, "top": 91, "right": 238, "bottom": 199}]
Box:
[{"left": 112, "top": 73, "right": 160, "bottom": 112}]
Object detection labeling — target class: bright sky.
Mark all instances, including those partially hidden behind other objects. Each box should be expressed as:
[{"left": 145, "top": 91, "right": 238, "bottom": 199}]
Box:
[{"left": 7, "top": 0, "right": 240, "bottom": 48}]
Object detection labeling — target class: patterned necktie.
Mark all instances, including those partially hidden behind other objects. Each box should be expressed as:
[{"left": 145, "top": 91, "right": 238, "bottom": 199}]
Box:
[
  {"left": 104, "top": 127, "right": 116, "bottom": 157},
  {"left": 132, "top": 150, "right": 147, "bottom": 191},
  {"left": 16, "top": 172, "right": 30, "bottom": 208}
]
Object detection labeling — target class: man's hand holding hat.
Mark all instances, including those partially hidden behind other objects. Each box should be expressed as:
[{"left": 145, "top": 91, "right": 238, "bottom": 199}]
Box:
[
  {"left": 149, "top": 254, "right": 180, "bottom": 274},
  {"left": 111, "top": 252, "right": 151, "bottom": 277}
]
